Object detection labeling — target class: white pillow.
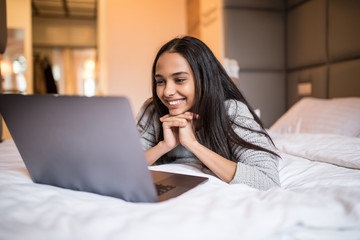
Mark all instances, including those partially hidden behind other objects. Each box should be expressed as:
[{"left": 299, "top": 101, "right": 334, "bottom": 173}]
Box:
[
  {"left": 270, "top": 97, "right": 360, "bottom": 137},
  {"left": 274, "top": 133, "right": 360, "bottom": 169}
]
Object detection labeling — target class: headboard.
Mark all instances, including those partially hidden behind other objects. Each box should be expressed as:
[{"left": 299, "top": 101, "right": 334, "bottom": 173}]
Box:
[{"left": 286, "top": 0, "right": 360, "bottom": 108}]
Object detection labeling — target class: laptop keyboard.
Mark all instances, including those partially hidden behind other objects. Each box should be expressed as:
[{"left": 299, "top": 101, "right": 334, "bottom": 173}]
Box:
[{"left": 155, "top": 183, "right": 176, "bottom": 196}]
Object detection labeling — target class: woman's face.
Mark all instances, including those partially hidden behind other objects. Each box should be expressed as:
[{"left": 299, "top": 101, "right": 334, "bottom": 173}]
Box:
[{"left": 155, "top": 52, "right": 196, "bottom": 116}]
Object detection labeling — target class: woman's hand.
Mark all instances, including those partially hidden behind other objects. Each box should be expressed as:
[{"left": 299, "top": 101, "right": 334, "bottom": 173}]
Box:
[
  {"left": 160, "top": 112, "right": 236, "bottom": 183},
  {"left": 145, "top": 112, "right": 195, "bottom": 165},
  {"left": 160, "top": 112, "right": 197, "bottom": 149},
  {"left": 161, "top": 115, "right": 181, "bottom": 151}
]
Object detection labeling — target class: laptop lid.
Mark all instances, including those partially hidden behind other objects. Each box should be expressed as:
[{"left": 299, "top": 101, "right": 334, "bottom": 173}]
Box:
[{"left": 0, "top": 94, "right": 159, "bottom": 202}]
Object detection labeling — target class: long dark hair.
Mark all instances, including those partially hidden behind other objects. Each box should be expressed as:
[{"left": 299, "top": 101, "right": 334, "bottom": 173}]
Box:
[{"left": 138, "top": 36, "right": 279, "bottom": 161}]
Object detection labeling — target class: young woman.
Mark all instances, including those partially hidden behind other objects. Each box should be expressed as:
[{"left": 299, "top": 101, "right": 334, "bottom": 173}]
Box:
[{"left": 137, "top": 36, "right": 280, "bottom": 190}]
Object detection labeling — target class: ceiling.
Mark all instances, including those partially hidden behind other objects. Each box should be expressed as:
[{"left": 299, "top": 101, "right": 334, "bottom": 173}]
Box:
[{"left": 32, "top": 0, "right": 97, "bottom": 20}]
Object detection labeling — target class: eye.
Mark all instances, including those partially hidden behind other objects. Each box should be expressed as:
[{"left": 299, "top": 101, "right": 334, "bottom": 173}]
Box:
[
  {"left": 175, "top": 78, "right": 186, "bottom": 83},
  {"left": 155, "top": 79, "right": 165, "bottom": 85}
]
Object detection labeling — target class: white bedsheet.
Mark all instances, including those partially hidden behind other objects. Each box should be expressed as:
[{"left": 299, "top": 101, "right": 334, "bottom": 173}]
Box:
[{"left": 1, "top": 135, "right": 360, "bottom": 240}]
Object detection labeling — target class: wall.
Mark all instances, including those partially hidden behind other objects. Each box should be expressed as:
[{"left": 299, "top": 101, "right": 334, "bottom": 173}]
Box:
[
  {"left": 6, "top": 0, "right": 32, "bottom": 92},
  {"left": 1, "top": 0, "right": 32, "bottom": 139},
  {"left": 187, "top": 0, "right": 224, "bottom": 61},
  {"left": 223, "top": 0, "right": 286, "bottom": 127},
  {"left": 98, "top": 0, "right": 187, "bottom": 115}
]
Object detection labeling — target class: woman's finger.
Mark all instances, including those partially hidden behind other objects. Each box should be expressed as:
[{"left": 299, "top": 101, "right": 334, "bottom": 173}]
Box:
[
  {"left": 160, "top": 112, "right": 194, "bottom": 122},
  {"left": 162, "top": 119, "right": 187, "bottom": 127}
]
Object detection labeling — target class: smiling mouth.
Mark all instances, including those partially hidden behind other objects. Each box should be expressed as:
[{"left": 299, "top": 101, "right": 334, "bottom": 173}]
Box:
[{"left": 166, "top": 99, "right": 185, "bottom": 107}]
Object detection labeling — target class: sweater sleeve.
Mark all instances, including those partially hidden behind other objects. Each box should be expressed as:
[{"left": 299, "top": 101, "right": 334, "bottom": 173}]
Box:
[
  {"left": 225, "top": 100, "right": 280, "bottom": 190},
  {"left": 136, "top": 101, "right": 160, "bottom": 151}
]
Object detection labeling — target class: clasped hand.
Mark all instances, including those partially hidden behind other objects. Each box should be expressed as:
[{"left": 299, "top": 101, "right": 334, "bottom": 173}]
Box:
[{"left": 159, "top": 112, "right": 198, "bottom": 151}]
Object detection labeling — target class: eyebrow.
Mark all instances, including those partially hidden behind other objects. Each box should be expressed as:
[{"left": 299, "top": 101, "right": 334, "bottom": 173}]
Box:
[{"left": 155, "top": 72, "right": 190, "bottom": 78}]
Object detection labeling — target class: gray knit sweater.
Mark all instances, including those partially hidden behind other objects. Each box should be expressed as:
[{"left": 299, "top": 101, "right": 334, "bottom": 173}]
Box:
[{"left": 137, "top": 99, "right": 280, "bottom": 190}]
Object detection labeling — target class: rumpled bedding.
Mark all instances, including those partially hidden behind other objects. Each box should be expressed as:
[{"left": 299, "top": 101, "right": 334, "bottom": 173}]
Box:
[{"left": 0, "top": 134, "right": 359, "bottom": 240}]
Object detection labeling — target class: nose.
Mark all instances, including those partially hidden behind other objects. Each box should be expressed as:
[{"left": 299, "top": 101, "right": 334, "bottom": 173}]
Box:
[{"left": 164, "top": 81, "right": 176, "bottom": 97}]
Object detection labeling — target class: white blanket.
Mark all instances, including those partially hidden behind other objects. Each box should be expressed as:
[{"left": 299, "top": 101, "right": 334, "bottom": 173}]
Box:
[{"left": 0, "top": 135, "right": 360, "bottom": 240}]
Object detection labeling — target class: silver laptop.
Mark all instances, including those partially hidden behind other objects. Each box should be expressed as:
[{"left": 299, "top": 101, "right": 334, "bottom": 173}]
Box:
[{"left": 0, "top": 94, "right": 208, "bottom": 202}]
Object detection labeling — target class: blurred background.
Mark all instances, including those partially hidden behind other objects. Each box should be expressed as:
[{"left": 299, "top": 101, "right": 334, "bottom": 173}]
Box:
[{"left": 1, "top": 0, "right": 359, "bottom": 139}]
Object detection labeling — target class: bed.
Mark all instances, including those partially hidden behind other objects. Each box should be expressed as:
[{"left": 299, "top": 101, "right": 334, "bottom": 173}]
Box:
[{"left": 1, "top": 97, "right": 360, "bottom": 240}]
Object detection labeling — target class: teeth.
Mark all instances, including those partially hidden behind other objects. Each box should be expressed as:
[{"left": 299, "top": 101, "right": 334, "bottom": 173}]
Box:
[{"left": 169, "top": 100, "right": 182, "bottom": 105}]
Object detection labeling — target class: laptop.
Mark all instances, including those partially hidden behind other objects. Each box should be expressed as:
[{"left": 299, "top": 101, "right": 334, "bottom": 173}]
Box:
[{"left": 0, "top": 94, "right": 208, "bottom": 202}]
